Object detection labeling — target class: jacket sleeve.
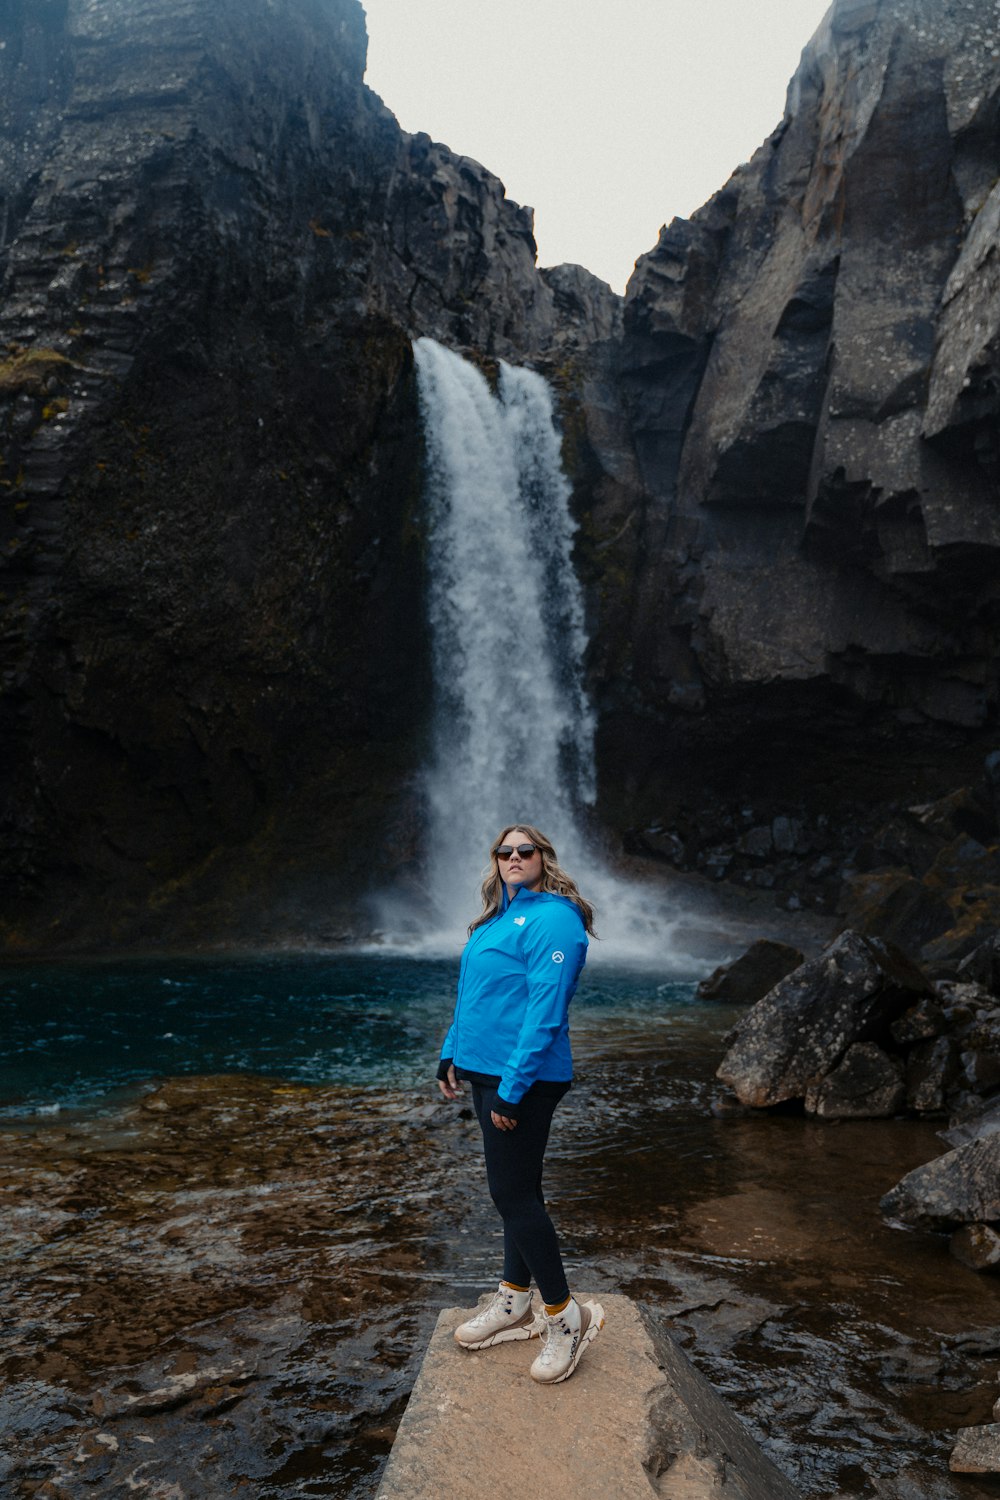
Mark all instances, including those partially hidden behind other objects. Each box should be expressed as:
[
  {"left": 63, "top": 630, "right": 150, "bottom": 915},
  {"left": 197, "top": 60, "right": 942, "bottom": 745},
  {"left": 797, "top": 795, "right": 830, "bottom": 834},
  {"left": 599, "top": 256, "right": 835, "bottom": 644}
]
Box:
[
  {"left": 496, "top": 903, "right": 587, "bottom": 1109},
  {"left": 438, "top": 1020, "right": 456, "bottom": 1068}
]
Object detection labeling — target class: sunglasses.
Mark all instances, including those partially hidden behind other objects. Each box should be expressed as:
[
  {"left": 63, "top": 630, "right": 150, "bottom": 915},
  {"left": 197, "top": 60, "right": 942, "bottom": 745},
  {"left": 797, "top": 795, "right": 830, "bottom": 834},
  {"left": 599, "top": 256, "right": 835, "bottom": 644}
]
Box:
[{"left": 495, "top": 843, "right": 539, "bottom": 861}]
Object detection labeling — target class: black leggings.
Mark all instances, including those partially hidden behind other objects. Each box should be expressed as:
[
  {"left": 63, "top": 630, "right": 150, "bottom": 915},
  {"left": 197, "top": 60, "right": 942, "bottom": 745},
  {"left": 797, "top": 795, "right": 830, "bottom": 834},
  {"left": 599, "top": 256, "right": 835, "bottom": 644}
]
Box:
[{"left": 470, "top": 1084, "right": 569, "bottom": 1306}]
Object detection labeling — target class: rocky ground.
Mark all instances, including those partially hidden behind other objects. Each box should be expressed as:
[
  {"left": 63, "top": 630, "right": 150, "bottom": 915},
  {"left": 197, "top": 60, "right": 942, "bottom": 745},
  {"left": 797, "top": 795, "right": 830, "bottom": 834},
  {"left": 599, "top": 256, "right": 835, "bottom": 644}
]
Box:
[
  {"left": 629, "top": 752, "right": 1000, "bottom": 960},
  {"left": 707, "top": 914, "right": 1000, "bottom": 1475},
  {"left": 2, "top": 1018, "right": 1000, "bottom": 1499},
  {"left": 0, "top": 1075, "right": 460, "bottom": 1497}
]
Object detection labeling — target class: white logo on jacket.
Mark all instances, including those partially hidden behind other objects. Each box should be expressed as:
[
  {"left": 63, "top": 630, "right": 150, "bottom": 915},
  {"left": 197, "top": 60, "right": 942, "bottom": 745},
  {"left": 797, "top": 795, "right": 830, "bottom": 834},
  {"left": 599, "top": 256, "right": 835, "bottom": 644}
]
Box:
[
  {"left": 551, "top": 950, "right": 565, "bottom": 963},
  {"left": 513, "top": 916, "right": 526, "bottom": 926}
]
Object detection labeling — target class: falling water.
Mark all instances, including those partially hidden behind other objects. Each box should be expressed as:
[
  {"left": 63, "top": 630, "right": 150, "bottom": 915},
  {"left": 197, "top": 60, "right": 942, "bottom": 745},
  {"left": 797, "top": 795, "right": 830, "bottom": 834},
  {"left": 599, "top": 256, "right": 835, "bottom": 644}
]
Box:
[
  {"left": 375, "top": 337, "right": 716, "bottom": 967},
  {"left": 413, "top": 336, "right": 594, "bottom": 917}
]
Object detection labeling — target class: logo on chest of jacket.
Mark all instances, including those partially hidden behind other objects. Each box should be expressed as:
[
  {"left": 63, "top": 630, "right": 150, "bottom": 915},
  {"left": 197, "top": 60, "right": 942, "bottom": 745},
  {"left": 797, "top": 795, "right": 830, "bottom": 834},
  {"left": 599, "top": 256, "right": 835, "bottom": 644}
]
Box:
[
  {"left": 513, "top": 916, "right": 526, "bottom": 926},
  {"left": 551, "top": 950, "right": 565, "bottom": 963}
]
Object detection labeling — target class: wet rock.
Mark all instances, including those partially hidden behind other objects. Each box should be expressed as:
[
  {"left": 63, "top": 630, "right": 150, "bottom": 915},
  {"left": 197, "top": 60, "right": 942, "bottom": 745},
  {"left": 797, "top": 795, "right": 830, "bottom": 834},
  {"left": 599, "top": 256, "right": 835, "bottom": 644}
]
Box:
[
  {"left": 99, "top": 1359, "right": 258, "bottom": 1417},
  {"left": 738, "top": 826, "right": 774, "bottom": 860},
  {"left": 904, "top": 1037, "right": 959, "bottom": 1115},
  {"left": 910, "top": 788, "right": 998, "bottom": 849},
  {"left": 0, "top": 1075, "right": 453, "bottom": 1496},
  {"left": 717, "top": 930, "right": 932, "bottom": 1109},
  {"left": 890, "top": 997, "right": 948, "bottom": 1047},
  {"left": 880, "top": 1134, "right": 1000, "bottom": 1232},
  {"left": 806, "top": 1042, "right": 905, "bottom": 1120},
  {"left": 960, "top": 1042, "right": 1000, "bottom": 1095},
  {"left": 949, "top": 1225, "right": 1000, "bottom": 1273},
  {"left": 839, "top": 870, "right": 954, "bottom": 956},
  {"left": 853, "top": 814, "right": 943, "bottom": 880},
  {"left": 958, "top": 933, "right": 1000, "bottom": 996},
  {"left": 937, "top": 981, "right": 999, "bottom": 1027},
  {"left": 941, "top": 1097, "right": 1000, "bottom": 1150},
  {"left": 696, "top": 940, "right": 805, "bottom": 1004},
  {"left": 920, "top": 887, "right": 1000, "bottom": 965},
  {"left": 950, "top": 1422, "right": 1000, "bottom": 1473}
]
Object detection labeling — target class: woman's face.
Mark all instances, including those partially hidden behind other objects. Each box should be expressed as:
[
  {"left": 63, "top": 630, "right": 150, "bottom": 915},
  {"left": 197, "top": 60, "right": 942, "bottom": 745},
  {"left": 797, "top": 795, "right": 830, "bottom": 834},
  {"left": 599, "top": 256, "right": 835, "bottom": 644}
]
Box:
[{"left": 496, "top": 829, "right": 544, "bottom": 893}]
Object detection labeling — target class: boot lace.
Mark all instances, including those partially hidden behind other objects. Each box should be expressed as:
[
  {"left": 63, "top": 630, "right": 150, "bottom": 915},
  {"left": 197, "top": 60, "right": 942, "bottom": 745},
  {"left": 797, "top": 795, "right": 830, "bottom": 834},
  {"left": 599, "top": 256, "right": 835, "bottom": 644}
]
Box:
[{"left": 469, "top": 1287, "right": 512, "bottom": 1328}]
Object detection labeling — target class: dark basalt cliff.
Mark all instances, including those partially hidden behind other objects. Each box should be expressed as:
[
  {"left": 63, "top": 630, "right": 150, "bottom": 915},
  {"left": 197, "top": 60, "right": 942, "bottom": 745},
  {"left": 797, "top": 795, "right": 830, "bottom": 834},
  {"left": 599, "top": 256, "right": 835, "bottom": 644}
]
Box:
[
  {"left": 0, "top": 0, "right": 578, "bottom": 949},
  {"left": 581, "top": 0, "right": 1000, "bottom": 812},
  {"left": 2, "top": 0, "right": 999, "bottom": 951}
]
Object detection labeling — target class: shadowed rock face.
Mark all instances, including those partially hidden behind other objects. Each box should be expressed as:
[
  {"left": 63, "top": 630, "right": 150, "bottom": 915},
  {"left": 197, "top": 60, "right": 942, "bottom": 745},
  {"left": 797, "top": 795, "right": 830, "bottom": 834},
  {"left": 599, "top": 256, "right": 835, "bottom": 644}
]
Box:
[
  {"left": 3, "top": 0, "right": 1000, "bottom": 950},
  {"left": 584, "top": 0, "right": 1000, "bottom": 808},
  {"left": 0, "top": 0, "right": 588, "bottom": 949}
]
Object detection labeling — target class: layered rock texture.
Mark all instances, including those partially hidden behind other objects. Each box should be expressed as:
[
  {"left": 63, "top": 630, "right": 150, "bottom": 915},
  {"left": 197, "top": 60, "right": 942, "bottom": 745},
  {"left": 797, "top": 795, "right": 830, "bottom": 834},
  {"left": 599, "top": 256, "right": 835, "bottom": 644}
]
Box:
[
  {"left": 586, "top": 0, "right": 1000, "bottom": 814},
  {"left": 0, "top": 0, "right": 581, "bottom": 948},
  {"left": 3, "top": 0, "right": 1000, "bottom": 948}
]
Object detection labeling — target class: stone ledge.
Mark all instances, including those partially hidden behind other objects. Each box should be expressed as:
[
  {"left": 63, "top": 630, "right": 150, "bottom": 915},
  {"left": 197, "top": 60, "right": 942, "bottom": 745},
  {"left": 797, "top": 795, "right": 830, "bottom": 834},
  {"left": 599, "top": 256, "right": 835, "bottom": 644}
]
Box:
[{"left": 376, "top": 1293, "right": 801, "bottom": 1499}]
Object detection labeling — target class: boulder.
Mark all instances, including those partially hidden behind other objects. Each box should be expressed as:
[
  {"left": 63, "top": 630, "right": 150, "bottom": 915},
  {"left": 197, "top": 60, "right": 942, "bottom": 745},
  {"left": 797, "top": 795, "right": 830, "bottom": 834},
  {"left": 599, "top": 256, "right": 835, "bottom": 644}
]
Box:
[
  {"left": 890, "top": 997, "right": 948, "bottom": 1047},
  {"left": 920, "top": 887, "right": 1000, "bottom": 964},
  {"left": 838, "top": 870, "right": 954, "bottom": 955},
  {"left": 958, "top": 933, "right": 1000, "bottom": 995},
  {"left": 941, "top": 1097, "right": 1000, "bottom": 1149},
  {"left": 949, "top": 1224, "right": 1000, "bottom": 1272},
  {"left": 950, "top": 1424, "right": 1000, "bottom": 1473},
  {"left": 717, "top": 930, "right": 931, "bottom": 1109},
  {"left": 696, "top": 940, "right": 805, "bottom": 1004},
  {"left": 853, "top": 814, "right": 942, "bottom": 879},
  {"left": 880, "top": 1134, "right": 1000, "bottom": 1231},
  {"left": 805, "top": 1042, "right": 905, "bottom": 1120},
  {"left": 937, "top": 981, "right": 999, "bottom": 1026},
  {"left": 909, "top": 788, "right": 998, "bottom": 849},
  {"left": 904, "top": 1037, "right": 959, "bottom": 1115}
]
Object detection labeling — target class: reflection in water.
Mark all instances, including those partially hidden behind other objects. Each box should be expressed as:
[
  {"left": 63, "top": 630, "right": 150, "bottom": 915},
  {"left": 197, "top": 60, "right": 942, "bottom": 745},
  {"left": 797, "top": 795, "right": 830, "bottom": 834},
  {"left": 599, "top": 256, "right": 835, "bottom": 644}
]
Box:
[{"left": 1, "top": 962, "right": 999, "bottom": 1498}]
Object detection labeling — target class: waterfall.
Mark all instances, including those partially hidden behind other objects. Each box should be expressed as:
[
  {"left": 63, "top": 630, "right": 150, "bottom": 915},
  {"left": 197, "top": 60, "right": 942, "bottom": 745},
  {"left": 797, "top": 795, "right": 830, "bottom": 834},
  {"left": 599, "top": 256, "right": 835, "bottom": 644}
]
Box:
[
  {"left": 371, "top": 335, "right": 709, "bottom": 968},
  {"left": 413, "top": 336, "right": 595, "bottom": 926}
]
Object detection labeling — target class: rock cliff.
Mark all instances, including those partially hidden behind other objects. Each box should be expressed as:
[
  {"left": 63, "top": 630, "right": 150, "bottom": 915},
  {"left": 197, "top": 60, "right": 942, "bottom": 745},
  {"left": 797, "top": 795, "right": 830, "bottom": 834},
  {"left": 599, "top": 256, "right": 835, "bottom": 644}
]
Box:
[
  {"left": 3, "top": 0, "right": 1000, "bottom": 950},
  {"left": 0, "top": 0, "right": 571, "bottom": 948},
  {"left": 583, "top": 0, "right": 1000, "bottom": 824}
]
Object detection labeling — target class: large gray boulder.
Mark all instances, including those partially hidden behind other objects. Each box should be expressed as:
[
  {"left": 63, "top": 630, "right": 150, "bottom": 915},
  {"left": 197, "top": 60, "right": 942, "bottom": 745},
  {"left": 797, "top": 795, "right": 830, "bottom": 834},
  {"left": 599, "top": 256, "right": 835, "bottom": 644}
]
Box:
[
  {"left": 717, "top": 931, "right": 931, "bottom": 1109},
  {"left": 880, "top": 1135, "right": 1000, "bottom": 1231}
]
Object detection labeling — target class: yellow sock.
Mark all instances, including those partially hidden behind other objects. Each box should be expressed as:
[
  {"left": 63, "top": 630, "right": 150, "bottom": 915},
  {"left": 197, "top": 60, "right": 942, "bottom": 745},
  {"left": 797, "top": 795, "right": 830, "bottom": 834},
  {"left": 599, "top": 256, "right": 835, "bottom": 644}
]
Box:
[
  {"left": 502, "top": 1280, "right": 530, "bottom": 1293},
  {"left": 544, "top": 1295, "right": 571, "bottom": 1316}
]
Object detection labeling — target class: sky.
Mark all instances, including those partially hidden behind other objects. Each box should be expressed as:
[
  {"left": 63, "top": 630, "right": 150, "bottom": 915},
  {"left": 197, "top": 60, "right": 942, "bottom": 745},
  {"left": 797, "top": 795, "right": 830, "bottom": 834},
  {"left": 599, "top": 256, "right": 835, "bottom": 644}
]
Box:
[{"left": 361, "top": 0, "right": 834, "bottom": 293}]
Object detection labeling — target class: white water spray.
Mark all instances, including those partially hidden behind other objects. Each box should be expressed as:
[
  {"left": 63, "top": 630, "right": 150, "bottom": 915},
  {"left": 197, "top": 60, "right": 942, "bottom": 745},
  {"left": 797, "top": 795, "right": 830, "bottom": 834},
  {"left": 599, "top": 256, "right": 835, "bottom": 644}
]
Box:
[{"left": 373, "top": 337, "right": 709, "bottom": 969}]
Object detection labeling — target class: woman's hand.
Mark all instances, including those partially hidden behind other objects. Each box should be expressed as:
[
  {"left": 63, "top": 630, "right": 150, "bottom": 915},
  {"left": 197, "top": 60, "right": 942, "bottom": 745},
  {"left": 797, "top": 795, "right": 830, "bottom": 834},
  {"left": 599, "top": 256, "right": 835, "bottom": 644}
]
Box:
[
  {"left": 438, "top": 1064, "right": 462, "bottom": 1100},
  {"left": 490, "top": 1111, "right": 517, "bottom": 1131}
]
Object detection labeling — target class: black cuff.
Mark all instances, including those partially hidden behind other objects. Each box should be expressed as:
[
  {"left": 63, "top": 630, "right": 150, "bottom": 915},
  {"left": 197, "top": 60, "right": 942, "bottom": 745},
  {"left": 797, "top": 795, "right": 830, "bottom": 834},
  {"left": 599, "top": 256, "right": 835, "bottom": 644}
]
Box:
[
  {"left": 436, "top": 1056, "right": 454, "bottom": 1082},
  {"left": 492, "top": 1091, "right": 521, "bottom": 1120}
]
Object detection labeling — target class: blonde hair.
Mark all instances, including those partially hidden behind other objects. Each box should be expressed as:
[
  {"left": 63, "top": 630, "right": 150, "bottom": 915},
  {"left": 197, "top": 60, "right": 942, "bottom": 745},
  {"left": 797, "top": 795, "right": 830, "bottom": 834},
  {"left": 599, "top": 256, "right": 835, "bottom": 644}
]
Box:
[{"left": 469, "top": 824, "right": 596, "bottom": 937}]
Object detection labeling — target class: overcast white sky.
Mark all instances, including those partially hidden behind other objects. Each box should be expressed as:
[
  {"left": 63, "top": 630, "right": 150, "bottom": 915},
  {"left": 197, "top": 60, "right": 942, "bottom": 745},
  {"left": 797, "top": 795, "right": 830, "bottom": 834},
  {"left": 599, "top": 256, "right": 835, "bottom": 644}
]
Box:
[{"left": 361, "top": 0, "right": 833, "bottom": 292}]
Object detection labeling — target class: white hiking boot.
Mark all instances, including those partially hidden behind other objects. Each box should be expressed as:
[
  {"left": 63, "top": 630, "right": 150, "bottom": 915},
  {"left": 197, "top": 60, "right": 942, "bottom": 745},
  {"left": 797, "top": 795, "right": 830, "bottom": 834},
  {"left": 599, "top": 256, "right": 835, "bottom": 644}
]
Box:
[
  {"left": 453, "top": 1283, "right": 541, "bottom": 1350},
  {"left": 530, "top": 1296, "right": 604, "bottom": 1384}
]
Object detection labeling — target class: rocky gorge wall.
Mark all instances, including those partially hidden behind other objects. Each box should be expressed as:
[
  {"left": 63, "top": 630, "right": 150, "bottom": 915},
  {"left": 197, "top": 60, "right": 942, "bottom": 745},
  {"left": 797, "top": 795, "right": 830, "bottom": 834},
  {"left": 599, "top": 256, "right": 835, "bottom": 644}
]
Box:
[
  {"left": 0, "top": 0, "right": 573, "bottom": 949},
  {"left": 577, "top": 0, "right": 1000, "bottom": 824},
  {"left": 2, "top": 0, "right": 1000, "bottom": 952}
]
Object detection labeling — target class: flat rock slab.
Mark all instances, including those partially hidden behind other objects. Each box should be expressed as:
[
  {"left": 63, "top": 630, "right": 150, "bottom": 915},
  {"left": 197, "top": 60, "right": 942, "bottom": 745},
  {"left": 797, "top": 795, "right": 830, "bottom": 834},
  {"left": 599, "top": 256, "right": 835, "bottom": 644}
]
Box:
[{"left": 376, "top": 1294, "right": 801, "bottom": 1499}]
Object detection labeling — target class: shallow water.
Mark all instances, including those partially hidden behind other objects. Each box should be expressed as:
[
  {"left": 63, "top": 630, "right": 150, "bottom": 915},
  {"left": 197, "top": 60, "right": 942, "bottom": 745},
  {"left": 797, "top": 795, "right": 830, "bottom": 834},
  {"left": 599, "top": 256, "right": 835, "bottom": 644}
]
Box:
[{"left": 1, "top": 957, "right": 998, "bottom": 1498}]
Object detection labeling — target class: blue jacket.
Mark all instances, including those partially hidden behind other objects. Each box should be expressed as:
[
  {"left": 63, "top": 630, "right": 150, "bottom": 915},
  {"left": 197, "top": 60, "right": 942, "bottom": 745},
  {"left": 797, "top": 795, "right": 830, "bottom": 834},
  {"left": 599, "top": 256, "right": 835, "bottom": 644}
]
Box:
[{"left": 439, "top": 883, "right": 588, "bottom": 1114}]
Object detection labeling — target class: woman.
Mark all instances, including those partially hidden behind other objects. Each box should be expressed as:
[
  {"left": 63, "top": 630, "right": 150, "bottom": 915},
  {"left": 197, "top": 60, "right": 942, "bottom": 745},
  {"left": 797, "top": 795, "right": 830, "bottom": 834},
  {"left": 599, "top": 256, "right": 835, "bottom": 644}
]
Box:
[{"left": 436, "top": 824, "right": 604, "bottom": 1385}]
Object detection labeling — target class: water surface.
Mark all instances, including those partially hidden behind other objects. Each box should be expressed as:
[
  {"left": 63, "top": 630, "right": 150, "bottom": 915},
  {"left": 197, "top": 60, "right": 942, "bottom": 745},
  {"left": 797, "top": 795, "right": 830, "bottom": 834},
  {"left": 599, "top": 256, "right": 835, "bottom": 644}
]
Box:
[{"left": 1, "top": 956, "right": 998, "bottom": 1499}]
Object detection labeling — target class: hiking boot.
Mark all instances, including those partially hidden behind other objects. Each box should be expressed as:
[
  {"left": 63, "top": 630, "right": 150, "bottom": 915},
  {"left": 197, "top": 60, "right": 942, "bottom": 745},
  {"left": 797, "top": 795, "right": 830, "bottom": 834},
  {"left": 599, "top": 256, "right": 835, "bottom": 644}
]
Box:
[
  {"left": 453, "top": 1283, "right": 541, "bottom": 1349},
  {"left": 530, "top": 1296, "right": 604, "bottom": 1384}
]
